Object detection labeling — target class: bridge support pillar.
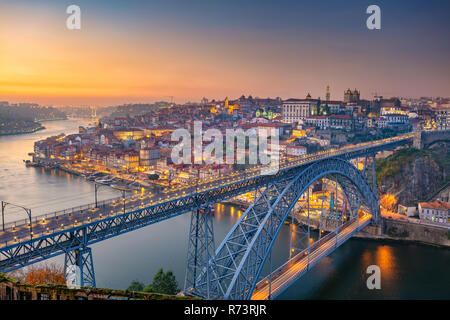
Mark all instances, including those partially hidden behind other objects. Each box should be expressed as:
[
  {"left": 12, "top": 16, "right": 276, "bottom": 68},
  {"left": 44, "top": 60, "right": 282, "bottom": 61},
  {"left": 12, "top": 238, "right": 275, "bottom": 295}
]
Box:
[
  {"left": 184, "top": 205, "right": 215, "bottom": 298},
  {"left": 64, "top": 247, "right": 96, "bottom": 288},
  {"left": 289, "top": 187, "right": 311, "bottom": 259},
  {"left": 369, "top": 154, "right": 380, "bottom": 224}
]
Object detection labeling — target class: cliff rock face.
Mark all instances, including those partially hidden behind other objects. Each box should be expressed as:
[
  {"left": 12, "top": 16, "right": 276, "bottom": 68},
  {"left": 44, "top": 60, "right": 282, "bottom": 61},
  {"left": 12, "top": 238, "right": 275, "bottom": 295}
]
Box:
[{"left": 377, "top": 142, "right": 449, "bottom": 206}]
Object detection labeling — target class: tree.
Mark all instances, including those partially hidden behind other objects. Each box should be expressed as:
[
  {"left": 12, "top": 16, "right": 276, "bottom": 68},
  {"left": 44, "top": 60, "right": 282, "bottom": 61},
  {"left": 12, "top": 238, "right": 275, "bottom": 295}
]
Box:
[
  {"left": 143, "top": 268, "right": 179, "bottom": 295},
  {"left": 9, "top": 263, "right": 65, "bottom": 285},
  {"left": 380, "top": 193, "right": 397, "bottom": 212},
  {"left": 126, "top": 280, "right": 145, "bottom": 292}
]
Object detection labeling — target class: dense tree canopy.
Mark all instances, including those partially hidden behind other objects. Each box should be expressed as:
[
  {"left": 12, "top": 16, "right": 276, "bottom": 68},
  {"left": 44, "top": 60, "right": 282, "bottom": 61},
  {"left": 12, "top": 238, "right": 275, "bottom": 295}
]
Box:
[{"left": 127, "top": 268, "right": 179, "bottom": 295}]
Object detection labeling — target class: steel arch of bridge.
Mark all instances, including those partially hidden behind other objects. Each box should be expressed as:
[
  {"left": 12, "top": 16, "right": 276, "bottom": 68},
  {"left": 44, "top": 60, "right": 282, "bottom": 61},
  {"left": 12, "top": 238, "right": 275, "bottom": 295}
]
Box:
[{"left": 191, "top": 157, "right": 378, "bottom": 300}]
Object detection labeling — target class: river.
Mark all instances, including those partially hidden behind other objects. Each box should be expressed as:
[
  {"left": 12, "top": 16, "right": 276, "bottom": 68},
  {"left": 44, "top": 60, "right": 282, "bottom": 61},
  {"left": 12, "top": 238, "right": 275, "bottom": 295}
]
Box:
[{"left": 0, "top": 119, "right": 448, "bottom": 299}]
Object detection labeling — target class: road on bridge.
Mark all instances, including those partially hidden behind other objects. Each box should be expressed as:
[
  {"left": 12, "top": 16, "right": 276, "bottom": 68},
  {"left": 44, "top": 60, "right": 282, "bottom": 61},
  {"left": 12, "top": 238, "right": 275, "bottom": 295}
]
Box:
[{"left": 251, "top": 214, "right": 372, "bottom": 300}]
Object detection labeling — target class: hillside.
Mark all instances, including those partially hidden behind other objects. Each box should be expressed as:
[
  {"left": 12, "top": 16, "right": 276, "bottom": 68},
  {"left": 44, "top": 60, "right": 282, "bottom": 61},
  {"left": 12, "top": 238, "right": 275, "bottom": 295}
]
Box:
[{"left": 376, "top": 142, "right": 450, "bottom": 206}]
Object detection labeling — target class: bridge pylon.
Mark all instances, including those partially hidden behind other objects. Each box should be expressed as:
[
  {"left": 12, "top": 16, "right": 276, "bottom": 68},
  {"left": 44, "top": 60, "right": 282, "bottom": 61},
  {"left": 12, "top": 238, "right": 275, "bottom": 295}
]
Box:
[
  {"left": 64, "top": 246, "right": 96, "bottom": 288},
  {"left": 359, "top": 153, "right": 380, "bottom": 225},
  {"left": 184, "top": 205, "right": 215, "bottom": 298}
]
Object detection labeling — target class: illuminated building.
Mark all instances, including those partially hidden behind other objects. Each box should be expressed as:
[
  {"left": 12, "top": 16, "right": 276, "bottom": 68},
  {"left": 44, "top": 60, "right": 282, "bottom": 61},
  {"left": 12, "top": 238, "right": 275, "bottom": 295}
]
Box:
[
  {"left": 436, "top": 104, "right": 450, "bottom": 130},
  {"left": 282, "top": 94, "right": 319, "bottom": 123},
  {"left": 144, "top": 126, "right": 175, "bottom": 137},
  {"left": 113, "top": 128, "right": 145, "bottom": 141},
  {"left": 225, "top": 97, "right": 240, "bottom": 115},
  {"left": 326, "top": 85, "right": 331, "bottom": 102},
  {"left": 419, "top": 201, "right": 450, "bottom": 226}
]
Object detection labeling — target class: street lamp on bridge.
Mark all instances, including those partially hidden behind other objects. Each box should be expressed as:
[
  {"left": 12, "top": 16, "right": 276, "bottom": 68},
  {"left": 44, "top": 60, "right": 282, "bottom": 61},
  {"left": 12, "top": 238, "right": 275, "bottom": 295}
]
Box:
[
  {"left": 1, "top": 201, "right": 33, "bottom": 236},
  {"left": 94, "top": 181, "right": 128, "bottom": 214}
]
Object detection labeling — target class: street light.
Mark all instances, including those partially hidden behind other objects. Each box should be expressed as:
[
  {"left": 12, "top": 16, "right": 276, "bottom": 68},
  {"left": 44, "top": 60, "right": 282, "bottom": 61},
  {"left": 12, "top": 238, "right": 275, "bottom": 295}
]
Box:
[
  {"left": 111, "top": 186, "right": 127, "bottom": 214},
  {"left": 94, "top": 182, "right": 110, "bottom": 208},
  {"left": 1, "top": 201, "right": 32, "bottom": 236}
]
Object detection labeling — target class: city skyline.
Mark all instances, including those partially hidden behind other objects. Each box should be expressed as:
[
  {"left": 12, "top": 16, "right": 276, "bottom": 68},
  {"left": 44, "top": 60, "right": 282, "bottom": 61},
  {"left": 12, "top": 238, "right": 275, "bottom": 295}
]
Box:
[{"left": 1, "top": 0, "right": 449, "bottom": 106}]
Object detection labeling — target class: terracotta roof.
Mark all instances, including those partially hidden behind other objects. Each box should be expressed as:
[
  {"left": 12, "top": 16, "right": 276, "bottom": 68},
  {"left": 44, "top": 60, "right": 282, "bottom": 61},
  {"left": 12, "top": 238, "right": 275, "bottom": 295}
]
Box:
[{"left": 419, "top": 201, "right": 450, "bottom": 210}]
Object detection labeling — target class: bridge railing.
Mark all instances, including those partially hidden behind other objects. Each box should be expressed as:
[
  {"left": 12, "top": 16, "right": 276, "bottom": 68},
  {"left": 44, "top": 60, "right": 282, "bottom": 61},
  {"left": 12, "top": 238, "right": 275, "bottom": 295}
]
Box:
[
  {"left": 1, "top": 195, "right": 126, "bottom": 231},
  {"left": 0, "top": 194, "right": 143, "bottom": 249}
]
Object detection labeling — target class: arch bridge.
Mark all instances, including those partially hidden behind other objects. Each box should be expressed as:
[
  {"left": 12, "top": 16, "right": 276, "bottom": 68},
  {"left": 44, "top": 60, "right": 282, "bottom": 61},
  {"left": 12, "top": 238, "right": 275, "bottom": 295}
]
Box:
[{"left": 185, "top": 157, "right": 377, "bottom": 300}]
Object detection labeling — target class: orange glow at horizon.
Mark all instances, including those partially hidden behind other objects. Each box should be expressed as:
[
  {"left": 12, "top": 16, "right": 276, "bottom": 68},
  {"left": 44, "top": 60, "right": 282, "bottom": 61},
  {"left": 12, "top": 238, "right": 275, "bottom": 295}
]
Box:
[
  {"left": 1, "top": 2, "right": 449, "bottom": 106},
  {"left": 0, "top": 7, "right": 237, "bottom": 106}
]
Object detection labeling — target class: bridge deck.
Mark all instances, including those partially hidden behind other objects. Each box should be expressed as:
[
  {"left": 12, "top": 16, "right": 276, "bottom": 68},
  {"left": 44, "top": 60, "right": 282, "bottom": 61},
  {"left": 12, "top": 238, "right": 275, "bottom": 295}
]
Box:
[{"left": 251, "top": 214, "right": 371, "bottom": 300}]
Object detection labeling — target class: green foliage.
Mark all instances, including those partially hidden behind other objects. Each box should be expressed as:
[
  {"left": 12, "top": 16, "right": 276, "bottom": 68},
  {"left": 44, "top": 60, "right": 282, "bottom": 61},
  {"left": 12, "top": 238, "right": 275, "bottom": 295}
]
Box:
[
  {"left": 140, "top": 268, "right": 179, "bottom": 295},
  {"left": 143, "top": 284, "right": 154, "bottom": 293},
  {"left": 126, "top": 280, "right": 145, "bottom": 292},
  {"left": 376, "top": 148, "right": 426, "bottom": 185},
  {"left": 348, "top": 128, "right": 410, "bottom": 144},
  {"left": 151, "top": 269, "right": 179, "bottom": 295},
  {"left": 376, "top": 145, "right": 450, "bottom": 188}
]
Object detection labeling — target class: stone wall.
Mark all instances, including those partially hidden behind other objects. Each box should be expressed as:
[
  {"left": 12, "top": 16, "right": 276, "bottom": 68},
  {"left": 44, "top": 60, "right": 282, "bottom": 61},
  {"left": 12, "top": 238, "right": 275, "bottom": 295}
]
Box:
[
  {"left": 414, "top": 130, "right": 450, "bottom": 149},
  {"left": 0, "top": 273, "right": 193, "bottom": 300},
  {"left": 381, "top": 218, "right": 450, "bottom": 247}
]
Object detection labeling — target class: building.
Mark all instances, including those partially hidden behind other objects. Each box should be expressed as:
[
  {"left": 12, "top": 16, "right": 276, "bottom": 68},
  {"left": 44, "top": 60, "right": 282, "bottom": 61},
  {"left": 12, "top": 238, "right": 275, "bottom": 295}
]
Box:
[
  {"left": 104, "top": 150, "right": 140, "bottom": 171},
  {"left": 145, "top": 126, "right": 176, "bottom": 137},
  {"left": 113, "top": 128, "right": 145, "bottom": 141},
  {"left": 382, "top": 114, "right": 410, "bottom": 128},
  {"left": 418, "top": 201, "right": 450, "bottom": 226},
  {"left": 326, "top": 101, "right": 343, "bottom": 114},
  {"left": 286, "top": 145, "right": 307, "bottom": 157},
  {"left": 329, "top": 115, "right": 353, "bottom": 130},
  {"left": 140, "top": 147, "right": 160, "bottom": 167},
  {"left": 304, "top": 116, "right": 329, "bottom": 130},
  {"left": 282, "top": 94, "right": 319, "bottom": 123},
  {"left": 436, "top": 104, "right": 450, "bottom": 130},
  {"left": 344, "top": 89, "right": 360, "bottom": 103},
  {"left": 398, "top": 204, "right": 416, "bottom": 217},
  {"left": 381, "top": 106, "right": 408, "bottom": 116}
]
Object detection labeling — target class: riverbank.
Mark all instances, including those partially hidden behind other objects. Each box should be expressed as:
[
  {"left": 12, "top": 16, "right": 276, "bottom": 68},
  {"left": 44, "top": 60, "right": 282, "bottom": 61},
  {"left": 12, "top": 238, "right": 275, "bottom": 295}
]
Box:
[
  {"left": 55, "top": 164, "right": 154, "bottom": 193},
  {"left": 0, "top": 124, "right": 45, "bottom": 136},
  {"left": 37, "top": 117, "right": 67, "bottom": 122},
  {"left": 378, "top": 218, "right": 450, "bottom": 247},
  {"left": 0, "top": 117, "right": 68, "bottom": 136}
]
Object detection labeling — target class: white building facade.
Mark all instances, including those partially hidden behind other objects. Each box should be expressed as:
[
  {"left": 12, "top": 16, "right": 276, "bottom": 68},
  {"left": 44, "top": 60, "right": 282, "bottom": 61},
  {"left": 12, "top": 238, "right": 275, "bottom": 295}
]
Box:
[{"left": 282, "top": 97, "right": 319, "bottom": 124}]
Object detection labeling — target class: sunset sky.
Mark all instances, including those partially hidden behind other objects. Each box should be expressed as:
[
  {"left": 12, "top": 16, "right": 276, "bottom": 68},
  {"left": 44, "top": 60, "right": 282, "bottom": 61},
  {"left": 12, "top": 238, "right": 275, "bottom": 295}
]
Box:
[{"left": 0, "top": 0, "right": 449, "bottom": 106}]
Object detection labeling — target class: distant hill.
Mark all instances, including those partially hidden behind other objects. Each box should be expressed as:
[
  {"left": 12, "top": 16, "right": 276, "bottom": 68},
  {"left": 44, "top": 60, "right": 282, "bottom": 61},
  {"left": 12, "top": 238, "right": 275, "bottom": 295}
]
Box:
[
  {"left": 0, "top": 103, "right": 67, "bottom": 135},
  {"left": 105, "top": 102, "right": 168, "bottom": 119},
  {"left": 0, "top": 103, "right": 66, "bottom": 122}
]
